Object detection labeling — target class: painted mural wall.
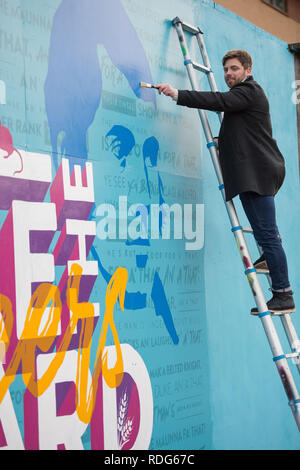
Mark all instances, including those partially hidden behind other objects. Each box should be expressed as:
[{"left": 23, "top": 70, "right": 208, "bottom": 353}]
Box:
[
  {"left": 0, "top": 0, "right": 210, "bottom": 450},
  {"left": 0, "top": 0, "right": 299, "bottom": 451}
]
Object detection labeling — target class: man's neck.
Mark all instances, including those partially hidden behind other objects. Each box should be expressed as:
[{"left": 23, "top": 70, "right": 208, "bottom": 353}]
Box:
[{"left": 242, "top": 75, "right": 252, "bottom": 82}]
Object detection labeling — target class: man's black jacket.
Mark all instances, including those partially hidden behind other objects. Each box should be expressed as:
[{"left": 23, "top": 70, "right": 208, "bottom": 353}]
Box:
[{"left": 177, "top": 76, "right": 285, "bottom": 201}]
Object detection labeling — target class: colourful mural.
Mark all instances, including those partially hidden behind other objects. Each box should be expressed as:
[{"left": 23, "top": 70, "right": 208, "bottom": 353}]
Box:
[
  {"left": 0, "top": 0, "right": 209, "bottom": 450},
  {"left": 2, "top": 0, "right": 298, "bottom": 451}
]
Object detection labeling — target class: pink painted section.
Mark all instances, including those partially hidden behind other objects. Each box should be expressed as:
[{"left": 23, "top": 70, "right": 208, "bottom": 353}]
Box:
[
  {"left": 81, "top": 165, "right": 88, "bottom": 187},
  {"left": 116, "top": 373, "right": 140, "bottom": 451},
  {"left": 70, "top": 167, "right": 76, "bottom": 186},
  {"left": 24, "top": 389, "right": 39, "bottom": 450},
  {"left": 67, "top": 236, "right": 97, "bottom": 302},
  {"left": 53, "top": 223, "right": 77, "bottom": 266},
  {"left": 90, "top": 373, "right": 104, "bottom": 450},
  {"left": 50, "top": 161, "right": 93, "bottom": 230},
  {"left": 122, "top": 381, "right": 140, "bottom": 450},
  {"left": 0, "top": 122, "right": 14, "bottom": 155},
  {"left": 0, "top": 420, "right": 7, "bottom": 447},
  {"left": 0, "top": 207, "right": 18, "bottom": 367},
  {"left": 0, "top": 208, "right": 16, "bottom": 306},
  {"left": 56, "top": 381, "right": 76, "bottom": 416},
  {"left": 50, "top": 161, "right": 64, "bottom": 220}
]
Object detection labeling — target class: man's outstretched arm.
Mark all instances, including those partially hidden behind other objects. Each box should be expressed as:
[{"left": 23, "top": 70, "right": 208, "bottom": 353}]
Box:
[{"left": 155, "top": 82, "right": 255, "bottom": 112}]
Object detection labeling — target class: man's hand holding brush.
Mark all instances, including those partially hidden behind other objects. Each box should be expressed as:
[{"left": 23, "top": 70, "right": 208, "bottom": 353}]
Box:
[{"left": 140, "top": 81, "right": 178, "bottom": 100}]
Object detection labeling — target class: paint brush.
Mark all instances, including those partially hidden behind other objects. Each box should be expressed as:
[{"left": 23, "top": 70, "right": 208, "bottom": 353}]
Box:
[{"left": 140, "top": 81, "right": 158, "bottom": 89}]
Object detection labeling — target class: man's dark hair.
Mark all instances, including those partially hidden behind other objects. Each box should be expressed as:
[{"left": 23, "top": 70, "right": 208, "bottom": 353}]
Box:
[{"left": 222, "top": 50, "right": 252, "bottom": 70}]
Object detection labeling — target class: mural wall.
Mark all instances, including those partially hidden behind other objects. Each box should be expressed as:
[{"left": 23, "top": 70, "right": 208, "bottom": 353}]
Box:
[
  {"left": 198, "top": 2, "right": 300, "bottom": 450},
  {"left": 0, "top": 0, "right": 210, "bottom": 450},
  {"left": 0, "top": 0, "right": 299, "bottom": 450}
]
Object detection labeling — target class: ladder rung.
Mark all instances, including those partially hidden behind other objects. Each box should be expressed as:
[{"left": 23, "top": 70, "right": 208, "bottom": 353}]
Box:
[
  {"left": 172, "top": 17, "right": 200, "bottom": 35},
  {"left": 192, "top": 61, "right": 211, "bottom": 74},
  {"left": 286, "top": 353, "right": 300, "bottom": 359},
  {"left": 256, "top": 269, "right": 270, "bottom": 275},
  {"left": 242, "top": 227, "right": 253, "bottom": 234},
  {"left": 271, "top": 310, "right": 296, "bottom": 316}
]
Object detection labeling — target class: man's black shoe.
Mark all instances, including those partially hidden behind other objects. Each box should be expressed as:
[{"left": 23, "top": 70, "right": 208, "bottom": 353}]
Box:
[
  {"left": 253, "top": 254, "right": 268, "bottom": 272},
  {"left": 251, "top": 290, "right": 296, "bottom": 315}
]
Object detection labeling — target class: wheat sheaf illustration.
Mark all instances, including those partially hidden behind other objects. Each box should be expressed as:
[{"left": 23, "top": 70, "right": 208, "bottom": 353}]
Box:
[{"left": 118, "top": 390, "right": 134, "bottom": 450}]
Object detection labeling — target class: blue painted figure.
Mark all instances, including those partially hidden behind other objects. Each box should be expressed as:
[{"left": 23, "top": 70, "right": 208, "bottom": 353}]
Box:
[
  {"left": 45, "top": 1, "right": 178, "bottom": 344},
  {"left": 45, "top": 0, "right": 156, "bottom": 170},
  {"left": 92, "top": 125, "right": 179, "bottom": 344}
]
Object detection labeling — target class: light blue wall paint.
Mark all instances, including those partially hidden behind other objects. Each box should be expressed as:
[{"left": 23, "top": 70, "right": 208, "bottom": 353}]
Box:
[{"left": 191, "top": 1, "right": 300, "bottom": 450}]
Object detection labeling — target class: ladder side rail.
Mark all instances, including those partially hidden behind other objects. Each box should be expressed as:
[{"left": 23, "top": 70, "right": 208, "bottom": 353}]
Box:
[
  {"left": 281, "top": 315, "right": 300, "bottom": 376},
  {"left": 254, "top": 276, "right": 300, "bottom": 427},
  {"left": 242, "top": 186, "right": 300, "bottom": 374},
  {"left": 195, "top": 31, "right": 223, "bottom": 124},
  {"left": 263, "top": 258, "right": 300, "bottom": 377},
  {"left": 173, "top": 18, "right": 300, "bottom": 429},
  {"left": 172, "top": 21, "right": 224, "bottom": 185}
]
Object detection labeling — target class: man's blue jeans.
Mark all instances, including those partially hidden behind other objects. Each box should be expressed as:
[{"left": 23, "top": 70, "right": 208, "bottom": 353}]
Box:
[{"left": 239, "top": 191, "right": 290, "bottom": 291}]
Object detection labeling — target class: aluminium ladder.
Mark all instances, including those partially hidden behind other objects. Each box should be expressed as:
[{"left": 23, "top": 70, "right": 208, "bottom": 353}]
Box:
[{"left": 171, "top": 16, "right": 300, "bottom": 431}]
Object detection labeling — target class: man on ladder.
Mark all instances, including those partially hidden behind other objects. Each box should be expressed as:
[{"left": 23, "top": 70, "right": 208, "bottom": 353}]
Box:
[{"left": 156, "top": 49, "right": 295, "bottom": 315}]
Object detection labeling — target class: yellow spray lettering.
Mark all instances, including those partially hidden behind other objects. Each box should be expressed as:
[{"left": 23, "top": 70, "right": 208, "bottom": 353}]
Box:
[
  {"left": 0, "top": 264, "right": 128, "bottom": 424},
  {"left": 75, "top": 265, "right": 128, "bottom": 423}
]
